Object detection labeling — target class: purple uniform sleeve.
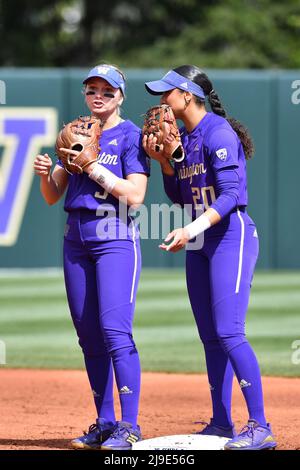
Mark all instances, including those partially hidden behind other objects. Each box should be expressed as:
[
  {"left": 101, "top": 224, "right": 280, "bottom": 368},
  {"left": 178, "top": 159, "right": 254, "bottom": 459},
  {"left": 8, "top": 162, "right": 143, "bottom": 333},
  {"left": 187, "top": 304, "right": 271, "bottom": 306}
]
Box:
[
  {"left": 210, "top": 167, "right": 240, "bottom": 218},
  {"left": 122, "top": 132, "right": 151, "bottom": 177},
  {"left": 162, "top": 173, "right": 184, "bottom": 207},
  {"left": 206, "top": 128, "right": 240, "bottom": 218},
  {"left": 207, "top": 127, "right": 239, "bottom": 171}
]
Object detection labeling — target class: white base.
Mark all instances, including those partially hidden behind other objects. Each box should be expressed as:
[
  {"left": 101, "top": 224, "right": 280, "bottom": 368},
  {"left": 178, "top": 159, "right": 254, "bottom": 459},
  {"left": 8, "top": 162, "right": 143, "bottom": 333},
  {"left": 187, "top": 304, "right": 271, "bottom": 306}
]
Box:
[{"left": 132, "top": 434, "right": 230, "bottom": 450}]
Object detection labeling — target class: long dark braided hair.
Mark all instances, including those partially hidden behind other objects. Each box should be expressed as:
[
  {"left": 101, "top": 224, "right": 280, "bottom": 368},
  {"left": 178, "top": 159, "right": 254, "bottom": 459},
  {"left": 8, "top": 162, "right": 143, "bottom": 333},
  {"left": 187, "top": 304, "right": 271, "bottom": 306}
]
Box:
[{"left": 173, "top": 65, "right": 254, "bottom": 159}]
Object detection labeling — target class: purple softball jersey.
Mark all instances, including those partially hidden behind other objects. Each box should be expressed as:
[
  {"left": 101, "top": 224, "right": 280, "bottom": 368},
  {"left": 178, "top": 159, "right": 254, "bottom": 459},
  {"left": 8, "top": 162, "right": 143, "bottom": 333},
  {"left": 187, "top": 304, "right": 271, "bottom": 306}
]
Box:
[
  {"left": 58, "top": 120, "right": 150, "bottom": 231},
  {"left": 175, "top": 112, "right": 247, "bottom": 219}
]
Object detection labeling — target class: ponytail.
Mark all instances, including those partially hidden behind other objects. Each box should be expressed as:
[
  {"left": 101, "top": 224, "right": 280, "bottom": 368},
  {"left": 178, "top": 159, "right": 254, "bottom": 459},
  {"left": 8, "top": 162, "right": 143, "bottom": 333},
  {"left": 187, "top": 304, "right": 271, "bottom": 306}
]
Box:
[
  {"left": 208, "top": 89, "right": 226, "bottom": 118},
  {"left": 173, "top": 65, "right": 255, "bottom": 159}
]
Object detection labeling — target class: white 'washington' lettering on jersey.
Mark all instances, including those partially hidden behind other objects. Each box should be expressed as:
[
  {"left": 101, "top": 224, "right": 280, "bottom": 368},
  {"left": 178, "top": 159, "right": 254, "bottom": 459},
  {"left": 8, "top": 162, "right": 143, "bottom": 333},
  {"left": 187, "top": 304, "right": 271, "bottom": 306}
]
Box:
[
  {"left": 177, "top": 163, "right": 207, "bottom": 184},
  {"left": 98, "top": 152, "right": 118, "bottom": 165}
]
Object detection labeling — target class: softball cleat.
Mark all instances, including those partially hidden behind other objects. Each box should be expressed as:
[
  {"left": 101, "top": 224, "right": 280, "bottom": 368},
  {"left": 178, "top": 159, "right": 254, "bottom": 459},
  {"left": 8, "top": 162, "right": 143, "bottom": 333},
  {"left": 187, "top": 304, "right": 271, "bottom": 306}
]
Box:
[
  {"left": 71, "top": 418, "right": 116, "bottom": 450},
  {"left": 101, "top": 421, "right": 142, "bottom": 450},
  {"left": 224, "top": 419, "right": 277, "bottom": 450},
  {"left": 195, "top": 419, "right": 236, "bottom": 438}
]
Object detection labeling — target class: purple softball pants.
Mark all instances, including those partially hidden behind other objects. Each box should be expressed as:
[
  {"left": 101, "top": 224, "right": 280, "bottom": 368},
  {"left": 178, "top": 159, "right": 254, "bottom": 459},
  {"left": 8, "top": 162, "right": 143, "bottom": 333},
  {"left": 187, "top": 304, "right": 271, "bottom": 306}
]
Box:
[
  {"left": 63, "top": 210, "right": 141, "bottom": 426},
  {"left": 186, "top": 209, "right": 266, "bottom": 426}
]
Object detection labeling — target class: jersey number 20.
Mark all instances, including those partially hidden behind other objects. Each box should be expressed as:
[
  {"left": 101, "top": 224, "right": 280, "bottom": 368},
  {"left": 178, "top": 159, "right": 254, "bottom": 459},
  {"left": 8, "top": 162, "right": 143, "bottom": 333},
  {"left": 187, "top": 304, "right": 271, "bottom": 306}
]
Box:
[{"left": 192, "top": 186, "right": 216, "bottom": 211}]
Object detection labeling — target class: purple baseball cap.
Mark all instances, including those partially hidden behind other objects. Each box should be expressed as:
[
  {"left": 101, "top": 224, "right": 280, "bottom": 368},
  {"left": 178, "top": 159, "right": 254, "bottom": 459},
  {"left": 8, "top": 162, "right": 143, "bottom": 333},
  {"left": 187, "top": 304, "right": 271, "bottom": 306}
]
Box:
[
  {"left": 145, "top": 70, "right": 205, "bottom": 100},
  {"left": 83, "top": 65, "right": 125, "bottom": 95}
]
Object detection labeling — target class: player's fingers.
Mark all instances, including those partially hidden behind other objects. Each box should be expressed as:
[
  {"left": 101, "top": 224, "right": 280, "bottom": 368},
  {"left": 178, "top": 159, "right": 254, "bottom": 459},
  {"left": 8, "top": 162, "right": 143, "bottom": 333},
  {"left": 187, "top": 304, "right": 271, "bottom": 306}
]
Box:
[
  {"left": 165, "top": 230, "right": 185, "bottom": 251},
  {"left": 34, "top": 161, "right": 51, "bottom": 170},
  {"left": 168, "top": 239, "right": 185, "bottom": 252},
  {"left": 159, "top": 240, "right": 183, "bottom": 252},
  {"left": 35, "top": 166, "right": 48, "bottom": 171},
  {"left": 167, "top": 234, "right": 180, "bottom": 251},
  {"left": 143, "top": 134, "right": 155, "bottom": 152},
  {"left": 142, "top": 135, "right": 148, "bottom": 147},
  {"left": 34, "top": 169, "right": 49, "bottom": 176},
  {"left": 34, "top": 168, "right": 49, "bottom": 175},
  {"left": 151, "top": 136, "right": 162, "bottom": 153},
  {"left": 149, "top": 136, "right": 157, "bottom": 151},
  {"left": 35, "top": 154, "right": 52, "bottom": 165},
  {"left": 41, "top": 159, "right": 52, "bottom": 167},
  {"left": 44, "top": 153, "right": 52, "bottom": 163},
  {"left": 164, "top": 231, "right": 175, "bottom": 243},
  {"left": 59, "top": 147, "right": 79, "bottom": 156},
  {"left": 58, "top": 147, "right": 71, "bottom": 155},
  {"left": 170, "top": 247, "right": 183, "bottom": 253},
  {"left": 146, "top": 135, "right": 159, "bottom": 153},
  {"left": 166, "top": 239, "right": 178, "bottom": 251},
  {"left": 145, "top": 134, "right": 153, "bottom": 146},
  {"left": 159, "top": 243, "right": 169, "bottom": 251}
]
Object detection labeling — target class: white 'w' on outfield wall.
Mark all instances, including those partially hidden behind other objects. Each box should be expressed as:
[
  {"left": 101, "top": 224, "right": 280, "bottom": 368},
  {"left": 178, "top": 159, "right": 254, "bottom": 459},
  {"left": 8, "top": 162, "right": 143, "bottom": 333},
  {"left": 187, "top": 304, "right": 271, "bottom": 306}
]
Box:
[
  {"left": 0, "top": 340, "right": 6, "bottom": 364},
  {"left": 0, "top": 81, "right": 6, "bottom": 104}
]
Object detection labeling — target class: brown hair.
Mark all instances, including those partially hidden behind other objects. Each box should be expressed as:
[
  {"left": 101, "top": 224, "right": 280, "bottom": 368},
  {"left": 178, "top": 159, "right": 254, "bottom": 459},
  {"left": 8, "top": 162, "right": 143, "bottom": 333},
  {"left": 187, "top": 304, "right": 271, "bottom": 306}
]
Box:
[{"left": 173, "top": 65, "right": 254, "bottom": 159}]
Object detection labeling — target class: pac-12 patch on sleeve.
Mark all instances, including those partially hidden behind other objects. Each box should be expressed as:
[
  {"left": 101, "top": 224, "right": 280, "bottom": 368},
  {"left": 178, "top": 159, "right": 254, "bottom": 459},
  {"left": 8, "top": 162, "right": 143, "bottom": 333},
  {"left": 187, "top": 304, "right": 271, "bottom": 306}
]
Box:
[{"left": 216, "top": 148, "right": 227, "bottom": 161}]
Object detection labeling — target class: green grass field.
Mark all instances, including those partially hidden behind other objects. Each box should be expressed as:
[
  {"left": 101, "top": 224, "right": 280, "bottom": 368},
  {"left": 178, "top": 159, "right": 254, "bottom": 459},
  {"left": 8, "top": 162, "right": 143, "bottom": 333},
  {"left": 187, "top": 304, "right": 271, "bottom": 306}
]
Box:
[{"left": 0, "top": 269, "right": 300, "bottom": 377}]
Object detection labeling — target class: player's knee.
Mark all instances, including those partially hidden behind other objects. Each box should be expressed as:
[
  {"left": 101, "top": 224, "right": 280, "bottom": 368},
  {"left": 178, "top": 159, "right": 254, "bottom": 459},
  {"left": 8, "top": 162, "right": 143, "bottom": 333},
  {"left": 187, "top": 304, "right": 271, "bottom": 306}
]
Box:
[
  {"left": 79, "top": 338, "right": 108, "bottom": 357},
  {"left": 217, "top": 332, "right": 247, "bottom": 354},
  {"left": 200, "top": 336, "right": 221, "bottom": 351},
  {"left": 103, "top": 328, "right": 136, "bottom": 354}
]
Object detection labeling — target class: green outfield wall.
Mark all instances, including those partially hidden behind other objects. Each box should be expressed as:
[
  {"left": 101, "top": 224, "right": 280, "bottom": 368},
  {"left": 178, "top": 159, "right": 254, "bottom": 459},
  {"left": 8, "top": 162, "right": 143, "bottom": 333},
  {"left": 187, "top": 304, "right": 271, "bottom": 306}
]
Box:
[{"left": 0, "top": 69, "right": 299, "bottom": 268}]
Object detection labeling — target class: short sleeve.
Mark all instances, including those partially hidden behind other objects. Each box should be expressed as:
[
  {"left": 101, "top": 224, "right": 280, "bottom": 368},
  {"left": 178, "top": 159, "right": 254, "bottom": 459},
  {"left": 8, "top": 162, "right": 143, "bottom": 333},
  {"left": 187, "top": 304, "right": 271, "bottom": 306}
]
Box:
[
  {"left": 207, "top": 127, "right": 239, "bottom": 171},
  {"left": 122, "top": 131, "right": 151, "bottom": 177}
]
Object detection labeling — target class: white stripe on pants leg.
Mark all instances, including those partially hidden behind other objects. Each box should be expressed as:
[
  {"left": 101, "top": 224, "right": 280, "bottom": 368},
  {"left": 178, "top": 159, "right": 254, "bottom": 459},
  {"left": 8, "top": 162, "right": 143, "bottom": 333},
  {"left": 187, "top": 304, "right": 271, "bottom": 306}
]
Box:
[
  {"left": 235, "top": 210, "right": 245, "bottom": 294},
  {"left": 129, "top": 217, "right": 138, "bottom": 303}
]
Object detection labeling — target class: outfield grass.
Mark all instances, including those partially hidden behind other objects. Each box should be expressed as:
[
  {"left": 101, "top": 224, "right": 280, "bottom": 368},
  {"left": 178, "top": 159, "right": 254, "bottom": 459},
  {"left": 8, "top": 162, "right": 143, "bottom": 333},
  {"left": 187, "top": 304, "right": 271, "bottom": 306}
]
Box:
[{"left": 0, "top": 269, "right": 300, "bottom": 376}]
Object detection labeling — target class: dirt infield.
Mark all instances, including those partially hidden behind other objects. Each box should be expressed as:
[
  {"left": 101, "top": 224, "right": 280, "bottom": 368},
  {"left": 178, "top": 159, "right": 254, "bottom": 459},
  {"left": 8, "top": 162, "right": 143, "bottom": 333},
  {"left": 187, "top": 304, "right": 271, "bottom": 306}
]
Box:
[{"left": 0, "top": 369, "right": 299, "bottom": 450}]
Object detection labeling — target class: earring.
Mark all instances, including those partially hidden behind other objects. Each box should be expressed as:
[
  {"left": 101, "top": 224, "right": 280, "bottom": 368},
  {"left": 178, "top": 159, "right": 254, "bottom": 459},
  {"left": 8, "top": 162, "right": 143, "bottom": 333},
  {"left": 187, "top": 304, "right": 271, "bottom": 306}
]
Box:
[{"left": 184, "top": 98, "right": 191, "bottom": 109}]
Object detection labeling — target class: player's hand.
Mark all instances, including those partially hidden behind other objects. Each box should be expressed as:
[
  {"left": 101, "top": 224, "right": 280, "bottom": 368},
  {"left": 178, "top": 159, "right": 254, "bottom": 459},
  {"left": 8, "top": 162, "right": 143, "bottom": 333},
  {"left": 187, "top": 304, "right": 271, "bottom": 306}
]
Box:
[
  {"left": 142, "top": 134, "right": 167, "bottom": 163},
  {"left": 58, "top": 147, "right": 80, "bottom": 158},
  {"left": 33, "top": 153, "right": 53, "bottom": 176},
  {"left": 143, "top": 134, "right": 175, "bottom": 175},
  {"left": 57, "top": 148, "right": 97, "bottom": 174},
  {"left": 159, "top": 228, "right": 190, "bottom": 253}
]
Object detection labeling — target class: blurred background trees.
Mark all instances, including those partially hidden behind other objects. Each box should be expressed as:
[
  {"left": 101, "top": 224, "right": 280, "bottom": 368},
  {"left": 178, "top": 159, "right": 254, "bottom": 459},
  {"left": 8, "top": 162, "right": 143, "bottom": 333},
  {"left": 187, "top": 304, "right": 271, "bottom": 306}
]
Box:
[{"left": 0, "top": 0, "right": 299, "bottom": 68}]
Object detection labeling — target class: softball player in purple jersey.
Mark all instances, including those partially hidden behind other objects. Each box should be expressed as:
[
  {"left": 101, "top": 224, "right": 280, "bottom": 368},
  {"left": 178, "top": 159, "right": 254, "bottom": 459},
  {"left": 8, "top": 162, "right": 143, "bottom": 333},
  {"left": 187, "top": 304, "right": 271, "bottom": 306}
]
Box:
[
  {"left": 33, "top": 64, "right": 150, "bottom": 450},
  {"left": 143, "top": 65, "right": 277, "bottom": 451}
]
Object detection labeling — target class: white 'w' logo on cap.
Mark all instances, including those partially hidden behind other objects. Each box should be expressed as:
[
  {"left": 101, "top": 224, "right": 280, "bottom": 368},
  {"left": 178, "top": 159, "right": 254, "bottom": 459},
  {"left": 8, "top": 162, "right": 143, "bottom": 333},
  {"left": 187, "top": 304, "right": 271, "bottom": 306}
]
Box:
[{"left": 97, "top": 66, "right": 110, "bottom": 74}]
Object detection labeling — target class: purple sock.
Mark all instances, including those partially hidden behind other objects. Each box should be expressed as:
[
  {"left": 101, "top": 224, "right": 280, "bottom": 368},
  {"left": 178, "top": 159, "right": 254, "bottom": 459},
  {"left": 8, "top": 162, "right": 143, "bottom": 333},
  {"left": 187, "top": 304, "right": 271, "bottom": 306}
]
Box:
[
  {"left": 84, "top": 355, "right": 116, "bottom": 423},
  {"left": 204, "top": 346, "right": 234, "bottom": 427},
  {"left": 112, "top": 346, "right": 141, "bottom": 428},
  {"left": 228, "top": 341, "right": 267, "bottom": 425}
]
